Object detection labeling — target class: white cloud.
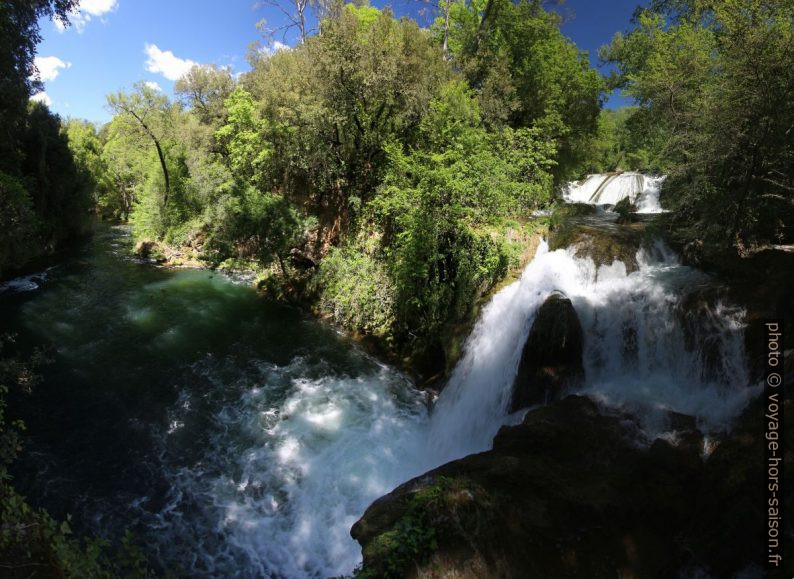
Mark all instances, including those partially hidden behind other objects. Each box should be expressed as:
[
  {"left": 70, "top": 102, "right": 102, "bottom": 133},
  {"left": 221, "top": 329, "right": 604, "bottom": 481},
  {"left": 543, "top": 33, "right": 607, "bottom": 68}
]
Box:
[
  {"left": 144, "top": 81, "right": 162, "bottom": 92},
  {"left": 30, "top": 92, "right": 52, "bottom": 107},
  {"left": 260, "top": 41, "right": 290, "bottom": 56},
  {"left": 80, "top": 0, "right": 119, "bottom": 15},
  {"left": 56, "top": 0, "right": 118, "bottom": 33},
  {"left": 33, "top": 56, "right": 71, "bottom": 82},
  {"left": 144, "top": 43, "right": 198, "bottom": 81}
]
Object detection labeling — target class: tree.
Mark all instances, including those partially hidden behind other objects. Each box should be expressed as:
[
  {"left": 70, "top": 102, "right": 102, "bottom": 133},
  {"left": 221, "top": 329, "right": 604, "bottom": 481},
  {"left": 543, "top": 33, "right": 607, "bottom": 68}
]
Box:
[
  {"left": 215, "top": 88, "right": 270, "bottom": 185},
  {"left": 441, "top": 0, "right": 452, "bottom": 58},
  {"left": 107, "top": 82, "right": 175, "bottom": 208},
  {"left": 602, "top": 0, "right": 794, "bottom": 251},
  {"left": 0, "top": 2, "right": 100, "bottom": 275},
  {"left": 0, "top": 0, "right": 77, "bottom": 173},
  {"left": 248, "top": 3, "right": 449, "bottom": 242},
  {"left": 100, "top": 117, "right": 152, "bottom": 220},
  {"left": 0, "top": 173, "right": 38, "bottom": 277},
  {"left": 20, "top": 103, "right": 93, "bottom": 246},
  {"left": 371, "top": 80, "right": 556, "bottom": 340},
  {"left": 257, "top": 0, "right": 320, "bottom": 44},
  {"left": 174, "top": 64, "right": 236, "bottom": 127},
  {"left": 439, "top": 0, "right": 603, "bottom": 180},
  {"left": 205, "top": 187, "right": 302, "bottom": 274}
]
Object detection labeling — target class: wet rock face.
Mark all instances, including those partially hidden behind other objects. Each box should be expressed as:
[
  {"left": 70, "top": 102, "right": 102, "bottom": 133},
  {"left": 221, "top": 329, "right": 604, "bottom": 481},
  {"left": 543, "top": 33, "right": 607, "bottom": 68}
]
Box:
[
  {"left": 549, "top": 218, "right": 648, "bottom": 273},
  {"left": 352, "top": 396, "right": 708, "bottom": 579},
  {"left": 352, "top": 391, "right": 782, "bottom": 578},
  {"left": 510, "top": 293, "right": 584, "bottom": 411}
]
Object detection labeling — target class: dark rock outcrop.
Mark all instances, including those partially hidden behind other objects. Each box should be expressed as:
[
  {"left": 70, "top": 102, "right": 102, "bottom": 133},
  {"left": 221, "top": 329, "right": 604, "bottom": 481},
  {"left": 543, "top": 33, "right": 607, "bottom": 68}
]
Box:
[
  {"left": 510, "top": 293, "right": 584, "bottom": 411},
  {"left": 352, "top": 385, "right": 790, "bottom": 578},
  {"left": 353, "top": 396, "right": 705, "bottom": 578},
  {"left": 613, "top": 197, "right": 638, "bottom": 224}
]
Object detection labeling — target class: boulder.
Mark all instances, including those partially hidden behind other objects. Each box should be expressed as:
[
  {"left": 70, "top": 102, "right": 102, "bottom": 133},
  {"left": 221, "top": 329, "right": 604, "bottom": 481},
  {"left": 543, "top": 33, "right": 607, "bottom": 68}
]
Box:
[
  {"left": 352, "top": 396, "right": 706, "bottom": 578},
  {"left": 510, "top": 292, "right": 584, "bottom": 411},
  {"left": 352, "top": 381, "right": 781, "bottom": 578},
  {"left": 613, "top": 197, "right": 638, "bottom": 224}
]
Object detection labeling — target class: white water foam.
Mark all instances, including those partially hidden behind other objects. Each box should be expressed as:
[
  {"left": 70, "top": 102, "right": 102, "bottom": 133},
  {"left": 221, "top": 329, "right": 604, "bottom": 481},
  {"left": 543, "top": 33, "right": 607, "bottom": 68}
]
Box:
[
  {"left": 427, "top": 239, "right": 756, "bottom": 464},
  {"left": 142, "top": 233, "right": 755, "bottom": 577},
  {"left": 143, "top": 356, "right": 431, "bottom": 577},
  {"left": 564, "top": 172, "right": 667, "bottom": 213},
  {"left": 0, "top": 270, "right": 49, "bottom": 295}
]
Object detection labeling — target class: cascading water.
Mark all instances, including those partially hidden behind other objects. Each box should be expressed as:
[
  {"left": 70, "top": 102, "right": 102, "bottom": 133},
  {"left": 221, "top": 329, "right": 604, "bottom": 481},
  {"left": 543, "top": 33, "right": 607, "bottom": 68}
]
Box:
[
  {"left": 139, "top": 356, "right": 431, "bottom": 577},
  {"left": 564, "top": 172, "right": 667, "bottom": 213},
  {"left": 3, "top": 200, "right": 756, "bottom": 577},
  {"left": 1, "top": 227, "right": 434, "bottom": 578},
  {"left": 427, "top": 238, "right": 755, "bottom": 465}
]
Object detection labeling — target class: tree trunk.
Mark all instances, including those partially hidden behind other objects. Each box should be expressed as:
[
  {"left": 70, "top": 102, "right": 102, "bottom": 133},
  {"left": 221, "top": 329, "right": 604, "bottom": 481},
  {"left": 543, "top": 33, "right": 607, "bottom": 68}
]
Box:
[
  {"left": 127, "top": 109, "right": 170, "bottom": 209},
  {"left": 476, "top": 0, "right": 497, "bottom": 50},
  {"left": 153, "top": 138, "right": 170, "bottom": 208},
  {"left": 442, "top": 0, "right": 451, "bottom": 60}
]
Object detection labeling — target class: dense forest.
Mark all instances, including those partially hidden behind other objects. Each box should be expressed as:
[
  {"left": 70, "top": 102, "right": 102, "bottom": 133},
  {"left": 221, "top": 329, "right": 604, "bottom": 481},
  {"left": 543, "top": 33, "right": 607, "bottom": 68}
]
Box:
[
  {"left": 1, "top": 0, "right": 793, "bottom": 575},
  {"left": 4, "top": 0, "right": 792, "bottom": 356}
]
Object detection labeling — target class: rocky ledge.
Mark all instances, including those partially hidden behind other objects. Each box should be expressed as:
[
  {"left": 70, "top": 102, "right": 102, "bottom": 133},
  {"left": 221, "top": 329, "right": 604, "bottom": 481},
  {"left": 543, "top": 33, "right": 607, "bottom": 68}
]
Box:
[{"left": 352, "top": 351, "right": 793, "bottom": 579}]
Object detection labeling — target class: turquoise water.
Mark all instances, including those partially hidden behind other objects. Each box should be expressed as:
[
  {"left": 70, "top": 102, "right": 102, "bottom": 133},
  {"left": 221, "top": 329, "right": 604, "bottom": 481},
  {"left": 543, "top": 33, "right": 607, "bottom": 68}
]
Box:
[{"left": 1, "top": 225, "right": 430, "bottom": 577}]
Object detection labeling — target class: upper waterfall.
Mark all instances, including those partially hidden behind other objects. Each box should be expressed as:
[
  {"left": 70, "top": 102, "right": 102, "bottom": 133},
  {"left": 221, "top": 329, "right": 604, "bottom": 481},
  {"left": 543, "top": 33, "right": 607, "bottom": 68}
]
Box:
[{"left": 564, "top": 172, "right": 666, "bottom": 213}]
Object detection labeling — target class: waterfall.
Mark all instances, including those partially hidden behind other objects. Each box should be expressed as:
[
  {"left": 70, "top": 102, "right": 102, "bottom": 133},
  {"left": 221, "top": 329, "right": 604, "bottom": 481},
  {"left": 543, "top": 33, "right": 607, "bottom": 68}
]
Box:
[
  {"left": 4, "top": 204, "right": 756, "bottom": 579},
  {"left": 427, "top": 239, "right": 756, "bottom": 464},
  {"left": 564, "top": 172, "right": 667, "bottom": 213}
]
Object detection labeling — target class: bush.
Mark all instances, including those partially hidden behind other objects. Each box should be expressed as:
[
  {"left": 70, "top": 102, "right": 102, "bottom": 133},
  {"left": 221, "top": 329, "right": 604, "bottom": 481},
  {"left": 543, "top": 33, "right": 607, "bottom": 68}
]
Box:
[
  {"left": 0, "top": 172, "right": 39, "bottom": 276},
  {"left": 311, "top": 246, "right": 396, "bottom": 335}
]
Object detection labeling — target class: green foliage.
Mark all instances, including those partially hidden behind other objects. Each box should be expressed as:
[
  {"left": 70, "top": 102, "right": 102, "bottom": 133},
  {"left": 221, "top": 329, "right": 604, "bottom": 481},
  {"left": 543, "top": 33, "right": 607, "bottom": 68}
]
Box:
[
  {"left": 128, "top": 161, "right": 169, "bottom": 240},
  {"left": 248, "top": 3, "right": 449, "bottom": 223},
  {"left": 100, "top": 117, "right": 151, "bottom": 220},
  {"left": 418, "top": 79, "right": 481, "bottom": 150},
  {"left": 356, "top": 477, "right": 469, "bottom": 579},
  {"left": 0, "top": 2, "right": 98, "bottom": 277},
  {"left": 369, "top": 84, "right": 555, "bottom": 341},
  {"left": 0, "top": 172, "right": 38, "bottom": 277},
  {"left": 0, "top": 0, "right": 77, "bottom": 173},
  {"left": 175, "top": 64, "right": 236, "bottom": 127},
  {"left": 311, "top": 245, "right": 396, "bottom": 335},
  {"left": 0, "top": 101, "right": 94, "bottom": 276},
  {"left": 57, "top": 2, "right": 587, "bottom": 360},
  {"left": 585, "top": 107, "right": 653, "bottom": 173},
  {"left": 64, "top": 119, "right": 108, "bottom": 210},
  {"left": 602, "top": 0, "right": 794, "bottom": 251},
  {"left": 204, "top": 186, "right": 302, "bottom": 272},
  {"left": 215, "top": 88, "right": 270, "bottom": 185},
  {"left": 21, "top": 103, "right": 94, "bottom": 241},
  {"left": 442, "top": 0, "right": 604, "bottom": 180}
]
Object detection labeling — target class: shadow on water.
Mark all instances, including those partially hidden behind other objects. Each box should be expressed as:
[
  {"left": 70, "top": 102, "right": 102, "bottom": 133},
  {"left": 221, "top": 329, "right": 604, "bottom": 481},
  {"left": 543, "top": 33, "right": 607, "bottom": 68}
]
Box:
[{"left": 2, "top": 224, "right": 427, "bottom": 577}]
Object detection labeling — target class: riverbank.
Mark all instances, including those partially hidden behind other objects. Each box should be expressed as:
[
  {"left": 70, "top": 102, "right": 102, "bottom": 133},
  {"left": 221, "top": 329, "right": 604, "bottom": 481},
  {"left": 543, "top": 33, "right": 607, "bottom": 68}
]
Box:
[{"left": 128, "top": 217, "right": 549, "bottom": 392}]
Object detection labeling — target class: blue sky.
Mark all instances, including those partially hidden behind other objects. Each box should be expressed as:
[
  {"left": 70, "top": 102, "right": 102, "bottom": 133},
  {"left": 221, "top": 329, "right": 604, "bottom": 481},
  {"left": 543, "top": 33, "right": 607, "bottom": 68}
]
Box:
[{"left": 33, "top": 0, "right": 644, "bottom": 124}]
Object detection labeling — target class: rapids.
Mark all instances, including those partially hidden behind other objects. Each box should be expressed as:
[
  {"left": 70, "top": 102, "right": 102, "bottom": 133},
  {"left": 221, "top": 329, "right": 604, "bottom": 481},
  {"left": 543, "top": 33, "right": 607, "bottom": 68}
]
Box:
[{"left": 1, "top": 175, "right": 756, "bottom": 576}]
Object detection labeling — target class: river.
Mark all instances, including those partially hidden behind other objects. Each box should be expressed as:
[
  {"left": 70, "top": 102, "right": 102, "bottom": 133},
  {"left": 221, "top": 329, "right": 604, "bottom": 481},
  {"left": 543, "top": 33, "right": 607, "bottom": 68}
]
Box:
[
  {"left": 0, "top": 175, "right": 758, "bottom": 577},
  {"left": 1, "top": 225, "right": 432, "bottom": 577}
]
